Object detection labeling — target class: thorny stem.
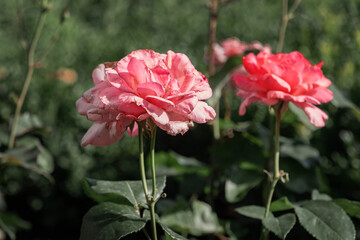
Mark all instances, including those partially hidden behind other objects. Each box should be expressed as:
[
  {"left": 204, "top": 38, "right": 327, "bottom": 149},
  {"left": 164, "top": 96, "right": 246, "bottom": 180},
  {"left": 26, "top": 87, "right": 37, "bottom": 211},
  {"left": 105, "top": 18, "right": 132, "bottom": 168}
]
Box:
[
  {"left": 149, "top": 126, "right": 158, "bottom": 240},
  {"left": 8, "top": 5, "right": 48, "bottom": 149},
  {"left": 260, "top": 104, "right": 282, "bottom": 240}
]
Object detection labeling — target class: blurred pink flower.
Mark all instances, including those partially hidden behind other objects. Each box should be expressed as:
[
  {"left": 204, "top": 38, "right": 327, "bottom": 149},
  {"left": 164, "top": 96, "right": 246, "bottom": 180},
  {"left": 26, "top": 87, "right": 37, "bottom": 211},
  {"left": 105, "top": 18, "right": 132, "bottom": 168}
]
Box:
[
  {"left": 77, "top": 50, "right": 216, "bottom": 146},
  {"left": 233, "top": 51, "right": 333, "bottom": 127},
  {"left": 213, "top": 38, "right": 271, "bottom": 65}
]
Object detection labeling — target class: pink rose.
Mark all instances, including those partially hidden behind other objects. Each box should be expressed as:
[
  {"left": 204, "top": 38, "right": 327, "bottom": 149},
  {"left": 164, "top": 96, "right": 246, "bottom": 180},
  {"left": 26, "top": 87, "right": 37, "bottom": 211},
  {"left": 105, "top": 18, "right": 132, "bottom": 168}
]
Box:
[
  {"left": 77, "top": 50, "right": 216, "bottom": 147},
  {"left": 213, "top": 38, "right": 271, "bottom": 65},
  {"left": 232, "top": 51, "right": 333, "bottom": 127}
]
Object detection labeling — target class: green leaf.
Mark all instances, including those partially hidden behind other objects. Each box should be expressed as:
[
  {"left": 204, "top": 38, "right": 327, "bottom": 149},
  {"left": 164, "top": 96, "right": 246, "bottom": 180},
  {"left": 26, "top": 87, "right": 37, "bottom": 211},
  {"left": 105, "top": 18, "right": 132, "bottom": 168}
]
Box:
[
  {"left": 84, "top": 176, "right": 166, "bottom": 207},
  {"left": 280, "top": 140, "right": 319, "bottom": 169},
  {"left": 79, "top": 202, "right": 149, "bottom": 240},
  {"left": 235, "top": 205, "right": 266, "bottom": 220},
  {"left": 225, "top": 168, "right": 262, "bottom": 203},
  {"left": 160, "top": 222, "right": 188, "bottom": 240},
  {"left": 329, "top": 84, "right": 360, "bottom": 120},
  {"left": 311, "top": 189, "right": 332, "bottom": 201},
  {"left": 154, "top": 151, "right": 209, "bottom": 177},
  {"left": 207, "top": 56, "right": 243, "bottom": 107},
  {"left": 0, "top": 210, "right": 31, "bottom": 240},
  {"left": 14, "top": 113, "right": 50, "bottom": 137},
  {"left": 160, "top": 200, "right": 222, "bottom": 236},
  {"left": 332, "top": 198, "right": 360, "bottom": 219},
  {"left": 0, "top": 138, "right": 54, "bottom": 180},
  {"left": 295, "top": 200, "right": 355, "bottom": 240},
  {"left": 262, "top": 213, "right": 296, "bottom": 240},
  {"left": 270, "top": 197, "right": 294, "bottom": 212}
]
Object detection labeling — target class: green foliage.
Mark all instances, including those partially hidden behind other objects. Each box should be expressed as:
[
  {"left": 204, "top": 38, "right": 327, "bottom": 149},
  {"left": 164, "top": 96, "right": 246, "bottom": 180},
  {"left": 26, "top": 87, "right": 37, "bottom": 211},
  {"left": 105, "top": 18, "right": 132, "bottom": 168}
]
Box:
[
  {"left": 262, "top": 213, "right": 296, "bottom": 240},
  {"left": 84, "top": 177, "right": 166, "bottom": 206},
  {"left": 79, "top": 202, "right": 150, "bottom": 240},
  {"left": 161, "top": 223, "right": 189, "bottom": 240},
  {"left": 161, "top": 201, "right": 223, "bottom": 236},
  {"left": 225, "top": 168, "right": 263, "bottom": 203},
  {"left": 295, "top": 200, "right": 356, "bottom": 240},
  {"left": 270, "top": 197, "right": 294, "bottom": 212},
  {"left": 333, "top": 199, "right": 360, "bottom": 219},
  {"left": 236, "top": 205, "right": 266, "bottom": 220},
  {"left": 1, "top": 0, "right": 360, "bottom": 239},
  {"left": 0, "top": 211, "right": 31, "bottom": 240}
]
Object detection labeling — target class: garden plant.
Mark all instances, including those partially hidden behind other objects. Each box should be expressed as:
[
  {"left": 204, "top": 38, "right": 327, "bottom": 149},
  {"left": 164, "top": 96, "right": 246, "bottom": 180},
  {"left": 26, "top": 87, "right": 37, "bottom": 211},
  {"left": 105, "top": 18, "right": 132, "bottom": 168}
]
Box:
[{"left": 0, "top": 0, "right": 360, "bottom": 239}]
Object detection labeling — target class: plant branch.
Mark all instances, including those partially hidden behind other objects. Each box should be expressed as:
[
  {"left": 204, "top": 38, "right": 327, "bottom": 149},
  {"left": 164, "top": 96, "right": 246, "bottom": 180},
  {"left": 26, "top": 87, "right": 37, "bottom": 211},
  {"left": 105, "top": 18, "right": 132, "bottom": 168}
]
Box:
[
  {"left": 8, "top": 6, "right": 48, "bottom": 149},
  {"left": 260, "top": 103, "right": 282, "bottom": 240},
  {"left": 276, "top": 0, "right": 302, "bottom": 53},
  {"left": 138, "top": 124, "right": 149, "bottom": 198},
  {"left": 149, "top": 126, "right": 158, "bottom": 240},
  {"left": 208, "top": 0, "right": 218, "bottom": 76}
]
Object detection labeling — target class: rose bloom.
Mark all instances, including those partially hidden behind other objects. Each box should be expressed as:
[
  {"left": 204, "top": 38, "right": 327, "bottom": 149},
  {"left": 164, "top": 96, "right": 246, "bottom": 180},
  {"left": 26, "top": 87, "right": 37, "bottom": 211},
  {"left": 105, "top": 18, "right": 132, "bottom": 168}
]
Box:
[
  {"left": 213, "top": 38, "right": 271, "bottom": 66},
  {"left": 232, "top": 51, "right": 333, "bottom": 127},
  {"left": 77, "top": 50, "right": 216, "bottom": 147}
]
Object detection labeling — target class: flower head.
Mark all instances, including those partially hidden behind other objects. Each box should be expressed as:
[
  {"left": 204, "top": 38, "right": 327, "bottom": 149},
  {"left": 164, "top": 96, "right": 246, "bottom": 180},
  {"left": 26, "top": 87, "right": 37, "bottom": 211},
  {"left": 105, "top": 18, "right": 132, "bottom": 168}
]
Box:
[
  {"left": 77, "top": 50, "right": 216, "bottom": 146},
  {"left": 212, "top": 38, "right": 271, "bottom": 66},
  {"left": 232, "top": 51, "right": 333, "bottom": 127}
]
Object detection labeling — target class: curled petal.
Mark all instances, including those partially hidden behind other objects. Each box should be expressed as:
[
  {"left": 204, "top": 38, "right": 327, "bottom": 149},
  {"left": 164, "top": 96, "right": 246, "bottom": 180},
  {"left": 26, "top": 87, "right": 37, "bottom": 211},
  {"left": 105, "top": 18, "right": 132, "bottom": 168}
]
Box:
[
  {"left": 267, "top": 91, "right": 321, "bottom": 105},
  {"left": 294, "top": 102, "right": 328, "bottom": 127},
  {"left": 81, "top": 122, "right": 125, "bottom": 147},
  {"left": 92, "top": 64, "right": 106, "bottom": 84},
  {"left": 167, "top": 92, "right": 198, "bottom": 114},
  {"left": 145, "top": 95, "right": 175, "bottom": 110},
  {"left": 127, "top": 58, "right": 151, "bottom": 85},
  {"left": 137, "top": 82, "right": 165, "bottom": 97},
  {"left": 76, "top": 97, "right": 93, "bottom": 116},
  {"left": 188, "top": 101, "right": 216, "bottom": 123},
  {"left": 306, "top": 87, "right": 333, "bottom": 103},
  {"left": 233, "top": 74, "right": 267, "bottom": 93}
]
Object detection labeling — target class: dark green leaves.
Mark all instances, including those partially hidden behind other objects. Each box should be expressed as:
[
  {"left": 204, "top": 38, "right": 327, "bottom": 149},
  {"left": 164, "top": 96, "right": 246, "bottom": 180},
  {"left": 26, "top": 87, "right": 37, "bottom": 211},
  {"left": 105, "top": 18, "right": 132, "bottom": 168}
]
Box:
[
  {"left": 0, "top": 138, "right": 54, "bottom": 180},
  {"left": 332, "top": 198, "right": 360, "bottom": 219},
  {"left": 84, "top": 177, "right": 166, "bottom": 206},
  {"left": 0, "top": 211, "right": 31, "bottom": 240},
  {"left": 225, "top": 168, "right": 263, "bottom": 203},
  {"left": 160, "top": 223, "right": 188, "bottom": 240},
  {"left": 295, "top": 200, "right": 355, "bottom": 240},
  {"left": 80, "top": 202, "right": 149, "bottom": 240},
  {"left": 236, "top": 206, "right": 295, "bottom": 239},
  {"left": 262, "top": 213, "right": 296, "bottom": 240},
  {"left": 160, "top": 200, "right": 223, "bottom": 236},
  {"left": 270, "top": 197, "right": 294, "bottom": 212},
  {"left": 81, "top": 177, "right": 168, "bottom": 239},
  {"left": 236, "top": 205, "right": 265, "bottom": 220}
]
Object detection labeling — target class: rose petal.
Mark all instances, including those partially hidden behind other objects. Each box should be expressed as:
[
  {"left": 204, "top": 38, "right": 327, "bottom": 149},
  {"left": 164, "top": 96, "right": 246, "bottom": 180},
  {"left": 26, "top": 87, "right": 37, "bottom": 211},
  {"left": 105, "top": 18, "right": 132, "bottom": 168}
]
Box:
[
  {"left": 81, "top": 122, "right": 125, "bottom": 147},
  {"left": 137, "top": 82, "right": 165, "bottom": 97},
  {"left": 188, "top": 101, "right": 216, "bottom": 123},
  {"left": 294, "top": 102, "right": 328, "bottom": 127}
]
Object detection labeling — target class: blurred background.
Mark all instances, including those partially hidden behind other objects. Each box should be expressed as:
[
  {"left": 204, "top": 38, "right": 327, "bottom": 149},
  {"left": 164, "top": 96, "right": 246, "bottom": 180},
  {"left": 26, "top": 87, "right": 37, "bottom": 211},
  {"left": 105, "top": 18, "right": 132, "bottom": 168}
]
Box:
[{"left": 0, "top": 0, "right": 360, "bottom": 239}]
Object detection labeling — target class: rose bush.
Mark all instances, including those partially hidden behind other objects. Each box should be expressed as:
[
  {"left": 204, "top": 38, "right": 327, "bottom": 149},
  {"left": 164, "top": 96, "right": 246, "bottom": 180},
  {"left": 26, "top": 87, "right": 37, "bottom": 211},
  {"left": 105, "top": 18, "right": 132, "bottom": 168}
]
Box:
[
  {"left": 76, "top": 49, "right": 216, "bottom": 146},
  {"left": 233, "top": 51, "right": 333, "bottom": 127}
]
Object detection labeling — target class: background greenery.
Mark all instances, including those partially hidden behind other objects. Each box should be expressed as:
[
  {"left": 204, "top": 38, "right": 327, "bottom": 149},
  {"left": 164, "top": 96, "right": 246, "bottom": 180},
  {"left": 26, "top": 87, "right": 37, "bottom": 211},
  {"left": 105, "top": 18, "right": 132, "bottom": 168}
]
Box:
[{"left": 0, "top": 0, "right": 359, "bottom": 239}]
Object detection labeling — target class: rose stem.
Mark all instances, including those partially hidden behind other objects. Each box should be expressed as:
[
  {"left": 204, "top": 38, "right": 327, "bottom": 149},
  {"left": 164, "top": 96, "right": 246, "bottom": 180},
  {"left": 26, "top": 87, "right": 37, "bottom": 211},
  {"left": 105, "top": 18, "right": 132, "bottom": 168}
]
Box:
[
  {"left": 138, "top": 124, "right": 149, "bottom": 199},
  {"left": 149, "top": 126, "right": 158, "bottom": 240},
  {"left": 260, "top": 104, "right": 282, "bottom": 240},
  {"left": 8, "top": 3, "right": 48, "bottom": 149}
]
